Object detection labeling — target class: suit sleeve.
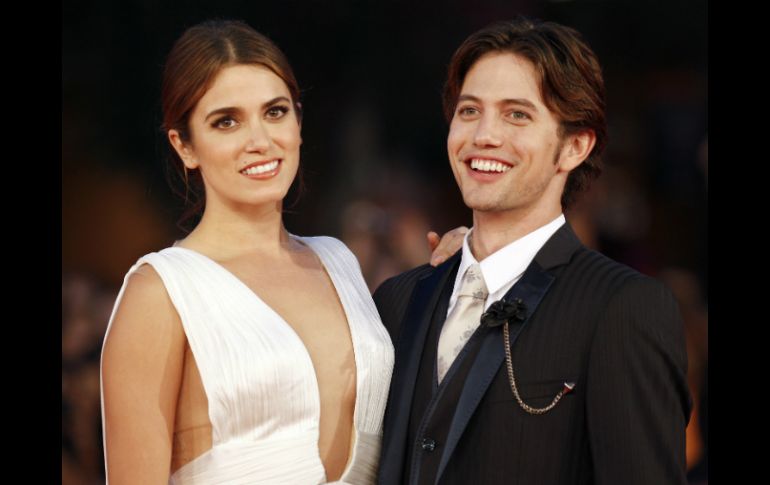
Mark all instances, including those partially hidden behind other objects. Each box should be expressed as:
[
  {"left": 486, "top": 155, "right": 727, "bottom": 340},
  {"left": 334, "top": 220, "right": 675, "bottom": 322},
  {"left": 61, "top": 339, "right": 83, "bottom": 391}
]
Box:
[
  {"left": 373, "top": 265, "right": 431, "bottom": 344},
  {"left": 373, "top": 276, "right": 400, "bottom": 340},
  {"left": 586, "top": 275, "right": 692, "bottom": 484}
]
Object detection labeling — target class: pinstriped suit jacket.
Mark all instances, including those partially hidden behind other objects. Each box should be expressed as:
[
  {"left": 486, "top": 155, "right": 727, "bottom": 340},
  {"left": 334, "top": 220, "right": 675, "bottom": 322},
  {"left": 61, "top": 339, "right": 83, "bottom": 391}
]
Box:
[{"left": 374, "top": 222, "right": 691, "bottom": 485}]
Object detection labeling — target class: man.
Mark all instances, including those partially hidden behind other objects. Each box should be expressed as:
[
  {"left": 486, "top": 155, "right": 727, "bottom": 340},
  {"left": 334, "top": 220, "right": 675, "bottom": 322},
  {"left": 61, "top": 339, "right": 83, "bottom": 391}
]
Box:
[{"left": 374, "top": 17, "right": 691, "bottom": 485}]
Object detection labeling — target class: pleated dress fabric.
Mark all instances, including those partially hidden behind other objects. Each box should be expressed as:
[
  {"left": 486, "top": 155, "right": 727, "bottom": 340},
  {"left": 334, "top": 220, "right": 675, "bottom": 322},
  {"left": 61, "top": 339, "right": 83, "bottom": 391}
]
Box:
[{"left": 100, "top": 235, "right": 395, "bottom": 484}]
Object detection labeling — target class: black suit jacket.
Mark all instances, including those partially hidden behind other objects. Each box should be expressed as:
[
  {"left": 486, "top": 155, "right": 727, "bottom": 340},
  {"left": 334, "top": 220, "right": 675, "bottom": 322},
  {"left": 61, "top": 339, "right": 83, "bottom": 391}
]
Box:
[{"left": 374, "top": 223, "right": 691, "bottom": 485}]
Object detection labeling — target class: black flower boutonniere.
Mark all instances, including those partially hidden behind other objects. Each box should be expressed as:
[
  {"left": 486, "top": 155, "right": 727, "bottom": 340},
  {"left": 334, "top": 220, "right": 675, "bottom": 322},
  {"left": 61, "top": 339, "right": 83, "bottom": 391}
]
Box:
[{"left": 481, "top": 298, "right": 528, "bottom": 328}]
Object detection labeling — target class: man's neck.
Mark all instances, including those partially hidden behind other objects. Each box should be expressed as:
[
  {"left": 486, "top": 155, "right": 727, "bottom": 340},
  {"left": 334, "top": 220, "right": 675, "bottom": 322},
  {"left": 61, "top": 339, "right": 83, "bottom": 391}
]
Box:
[{"left": 470, "top": 207, "right": 562, "bottom": 261}]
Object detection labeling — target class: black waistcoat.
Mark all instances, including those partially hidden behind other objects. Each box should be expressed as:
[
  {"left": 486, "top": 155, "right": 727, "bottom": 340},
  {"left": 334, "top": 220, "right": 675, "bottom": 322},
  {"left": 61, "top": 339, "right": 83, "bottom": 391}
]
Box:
[{"left": 403, "top": 277, "right": 491, "bottom": 485}]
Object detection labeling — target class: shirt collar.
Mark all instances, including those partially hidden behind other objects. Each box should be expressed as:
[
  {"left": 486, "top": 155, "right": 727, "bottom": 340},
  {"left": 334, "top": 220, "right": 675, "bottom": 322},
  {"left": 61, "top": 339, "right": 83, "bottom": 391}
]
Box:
[{"left": 458, "top": 214, "right": 566, "bottom": 295}]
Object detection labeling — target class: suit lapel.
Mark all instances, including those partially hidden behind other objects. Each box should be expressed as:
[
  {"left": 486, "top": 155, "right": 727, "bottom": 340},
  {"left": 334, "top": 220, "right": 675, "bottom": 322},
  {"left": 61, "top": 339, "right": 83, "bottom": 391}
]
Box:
[
  {"left": 434, "top": 223, "right": 583, "bottom": 484},
  {"left": 379, "top": 254, "right": 461, "bottom": 484}
]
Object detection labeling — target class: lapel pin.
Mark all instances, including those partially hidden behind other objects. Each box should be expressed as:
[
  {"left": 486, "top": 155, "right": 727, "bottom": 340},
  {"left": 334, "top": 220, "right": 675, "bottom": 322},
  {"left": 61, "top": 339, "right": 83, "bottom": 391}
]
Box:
[{"left": 481, "top": 298, "right": 527, "bottom": 328}]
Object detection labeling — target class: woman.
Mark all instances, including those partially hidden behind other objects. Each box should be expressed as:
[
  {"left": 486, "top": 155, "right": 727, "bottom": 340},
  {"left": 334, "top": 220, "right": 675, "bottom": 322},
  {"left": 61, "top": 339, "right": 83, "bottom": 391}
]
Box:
[{"left": 100, "top": 20, "right": 462, "bottom": 484}]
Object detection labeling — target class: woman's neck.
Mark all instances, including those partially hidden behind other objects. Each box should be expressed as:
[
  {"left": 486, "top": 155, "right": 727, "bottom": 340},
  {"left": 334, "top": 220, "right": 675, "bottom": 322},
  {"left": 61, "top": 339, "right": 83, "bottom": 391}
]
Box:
[{"left": 178, "top": 201, "right": 299, "bottom": 260}]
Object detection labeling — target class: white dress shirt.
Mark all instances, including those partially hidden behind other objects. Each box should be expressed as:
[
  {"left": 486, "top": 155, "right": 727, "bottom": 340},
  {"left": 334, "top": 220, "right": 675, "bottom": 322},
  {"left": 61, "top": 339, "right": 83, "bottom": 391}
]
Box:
[{"left": 446, "top": 214, "right": 566, "bottom": 317}]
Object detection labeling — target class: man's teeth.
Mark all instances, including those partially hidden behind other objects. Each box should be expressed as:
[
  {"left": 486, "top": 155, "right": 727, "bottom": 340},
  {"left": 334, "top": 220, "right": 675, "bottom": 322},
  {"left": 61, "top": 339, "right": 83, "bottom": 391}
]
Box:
[
  {"left": 469, "top": 158, "right": 511, "bottom": 173},
  {"left": 242, "top": 160, "right": 280, "bottom": 175}
]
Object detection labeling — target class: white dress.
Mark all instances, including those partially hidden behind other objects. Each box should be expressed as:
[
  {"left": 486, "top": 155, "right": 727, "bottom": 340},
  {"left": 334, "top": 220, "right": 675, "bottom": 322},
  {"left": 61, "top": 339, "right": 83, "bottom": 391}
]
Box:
[{"left": 100, "top": 235, "right": 395, "bottom": 484}]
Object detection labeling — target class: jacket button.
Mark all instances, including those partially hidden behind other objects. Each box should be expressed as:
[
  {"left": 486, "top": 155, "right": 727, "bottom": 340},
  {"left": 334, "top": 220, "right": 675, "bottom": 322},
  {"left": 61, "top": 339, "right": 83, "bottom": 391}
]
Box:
[{"left": 421, "top": 438, "right": 437, "bottom": 452}]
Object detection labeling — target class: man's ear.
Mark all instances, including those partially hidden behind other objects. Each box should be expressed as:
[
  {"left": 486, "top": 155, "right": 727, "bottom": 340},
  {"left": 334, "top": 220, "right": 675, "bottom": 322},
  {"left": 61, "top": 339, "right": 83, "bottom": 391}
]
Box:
[
  {"left": 168, "top": 129, "right": 199, "bottom": 169},
  {"left": 558, "top": 129, "right": 596, "bottom": 173}
]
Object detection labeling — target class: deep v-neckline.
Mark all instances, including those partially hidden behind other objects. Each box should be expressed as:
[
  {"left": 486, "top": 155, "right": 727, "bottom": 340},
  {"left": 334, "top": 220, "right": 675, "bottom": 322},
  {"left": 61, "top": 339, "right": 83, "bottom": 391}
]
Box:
[{"left": 169, "top": 236, "right": 360, "bottom": 480}]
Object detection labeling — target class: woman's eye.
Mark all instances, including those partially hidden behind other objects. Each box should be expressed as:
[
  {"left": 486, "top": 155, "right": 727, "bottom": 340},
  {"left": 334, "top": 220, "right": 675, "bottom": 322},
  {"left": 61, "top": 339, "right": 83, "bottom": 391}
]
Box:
[
  {"left": 214, "top": 117, "right": 238, "bottom": 129},
  {"left": 266, "top": 106, "right": 289, "bottom": 119}
]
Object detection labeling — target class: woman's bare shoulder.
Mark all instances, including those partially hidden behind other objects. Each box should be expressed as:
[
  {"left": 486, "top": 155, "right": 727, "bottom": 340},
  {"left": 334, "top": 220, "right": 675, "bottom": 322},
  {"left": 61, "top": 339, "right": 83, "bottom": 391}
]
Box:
[{"left": 104, "top": 262, "right": 184, "bottom": 354}]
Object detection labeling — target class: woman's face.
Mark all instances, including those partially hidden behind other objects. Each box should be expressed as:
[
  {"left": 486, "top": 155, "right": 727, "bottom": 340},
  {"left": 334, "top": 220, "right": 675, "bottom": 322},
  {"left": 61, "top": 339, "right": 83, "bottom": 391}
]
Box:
[{"left": 169, "top": 64, "right": 301, "bottom": 213}]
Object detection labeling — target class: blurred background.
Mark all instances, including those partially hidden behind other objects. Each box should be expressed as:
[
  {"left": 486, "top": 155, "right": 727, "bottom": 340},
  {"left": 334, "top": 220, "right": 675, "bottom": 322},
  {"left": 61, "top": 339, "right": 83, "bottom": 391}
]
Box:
[{"left": 62, "top": 0, "right": 707, "bottom": 483}]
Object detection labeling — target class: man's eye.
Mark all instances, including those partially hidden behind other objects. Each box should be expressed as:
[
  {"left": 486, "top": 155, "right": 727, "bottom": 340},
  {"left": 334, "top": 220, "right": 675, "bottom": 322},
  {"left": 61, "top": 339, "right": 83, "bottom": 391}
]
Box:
[{"left": 509, "top": 111, "right": 531, "bottom": 121}]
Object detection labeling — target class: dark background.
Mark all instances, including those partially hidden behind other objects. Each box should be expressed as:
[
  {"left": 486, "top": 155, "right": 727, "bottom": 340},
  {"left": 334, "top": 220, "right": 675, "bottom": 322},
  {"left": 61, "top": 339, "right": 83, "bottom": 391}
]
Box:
[{"left": 62, "top": 1, "right": 708, "bottom": 483}]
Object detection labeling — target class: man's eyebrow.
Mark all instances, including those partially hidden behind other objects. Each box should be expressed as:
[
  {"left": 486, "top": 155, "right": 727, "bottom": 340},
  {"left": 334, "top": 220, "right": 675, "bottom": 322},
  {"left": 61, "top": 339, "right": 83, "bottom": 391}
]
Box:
[
  {"left": 499, "top": 98, "right": 538, "bottom": 112},
  {"left": 457, "top": 94, "right": 539, "bottom": 113}
]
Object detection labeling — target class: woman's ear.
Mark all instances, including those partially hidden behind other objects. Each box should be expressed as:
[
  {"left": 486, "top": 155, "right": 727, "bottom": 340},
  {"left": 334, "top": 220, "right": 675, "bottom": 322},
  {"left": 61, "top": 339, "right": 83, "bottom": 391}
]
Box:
[
  {"left": 168, "top": 129, "right": 199, "bottom": 169},
  {"left": 557, "top": 129, "right": 596, "bottom": 173},
  {"left": 296, "top": 102, "right": 303, "bottom": 146}
]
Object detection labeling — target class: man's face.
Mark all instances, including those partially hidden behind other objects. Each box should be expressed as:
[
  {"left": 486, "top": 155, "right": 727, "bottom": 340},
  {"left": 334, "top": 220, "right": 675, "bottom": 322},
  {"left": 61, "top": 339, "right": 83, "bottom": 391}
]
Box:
[{"left": 447, "top": 52, "right": 570, "bottom": 217}]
